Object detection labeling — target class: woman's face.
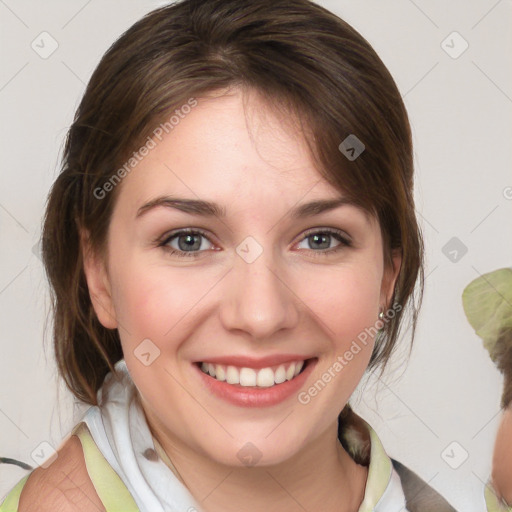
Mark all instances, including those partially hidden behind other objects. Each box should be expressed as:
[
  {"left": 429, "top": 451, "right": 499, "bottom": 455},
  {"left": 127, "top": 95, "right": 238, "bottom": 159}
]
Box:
[{"left": 84, "top": 88, "right": 400, "bottom": 466}]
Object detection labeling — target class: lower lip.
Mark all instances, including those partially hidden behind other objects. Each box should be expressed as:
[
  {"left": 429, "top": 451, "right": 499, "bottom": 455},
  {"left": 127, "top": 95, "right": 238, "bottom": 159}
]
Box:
[{"left": 194, "top": 359, "right": 317, "bottom": 408}]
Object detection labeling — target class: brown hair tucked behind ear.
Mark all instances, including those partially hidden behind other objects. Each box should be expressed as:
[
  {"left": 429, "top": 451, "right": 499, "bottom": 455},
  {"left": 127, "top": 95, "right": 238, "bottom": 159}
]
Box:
[{"left": 42, "top": 0, "right": 424, "bottom": 405}]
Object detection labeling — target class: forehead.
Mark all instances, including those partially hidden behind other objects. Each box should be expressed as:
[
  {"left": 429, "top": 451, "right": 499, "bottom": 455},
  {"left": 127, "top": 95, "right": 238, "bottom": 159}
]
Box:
[
  {"left": 124, "top": 90, "right": 317, "bottom": 184},
  {"left": 112, "top": 89, "right": 370, "bottom": 223}
]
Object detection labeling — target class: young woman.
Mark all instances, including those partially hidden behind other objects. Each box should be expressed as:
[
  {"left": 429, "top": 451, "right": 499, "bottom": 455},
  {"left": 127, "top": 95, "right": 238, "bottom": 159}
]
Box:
[{"left": 1, "top": 0, "right": 456, "bottom": 510}]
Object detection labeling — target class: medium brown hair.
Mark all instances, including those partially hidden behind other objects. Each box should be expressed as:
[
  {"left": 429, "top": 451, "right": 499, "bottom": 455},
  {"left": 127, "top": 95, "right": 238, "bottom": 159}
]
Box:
[{"left": 42, "top": 0, "right": 424, "bottom": 405}]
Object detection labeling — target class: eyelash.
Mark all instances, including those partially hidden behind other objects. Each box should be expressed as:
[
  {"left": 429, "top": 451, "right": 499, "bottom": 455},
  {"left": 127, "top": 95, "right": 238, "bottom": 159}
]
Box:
[{"left": 157, "top": 228, "right": 352, "bottom": 259}]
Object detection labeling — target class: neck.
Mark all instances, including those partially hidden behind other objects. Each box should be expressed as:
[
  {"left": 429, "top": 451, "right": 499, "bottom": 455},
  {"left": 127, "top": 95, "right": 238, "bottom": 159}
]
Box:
[{"left": 145, "top": 409, "right": 367, "bottom": 512}]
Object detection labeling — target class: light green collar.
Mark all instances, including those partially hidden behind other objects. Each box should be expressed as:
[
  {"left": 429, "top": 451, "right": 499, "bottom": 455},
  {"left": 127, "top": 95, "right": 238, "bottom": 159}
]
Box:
[
  {"left": 485, "top": 481, "right": 512, "bottom": 511},
  {"left": 354, "top": 420, "right": 394, "bottom": 511}
]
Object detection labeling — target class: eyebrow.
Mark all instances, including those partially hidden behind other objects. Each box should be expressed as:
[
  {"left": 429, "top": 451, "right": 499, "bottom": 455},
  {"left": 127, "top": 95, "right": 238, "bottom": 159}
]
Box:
[{"left": 135, "top": 195, "right": 361, "bottom": 220}]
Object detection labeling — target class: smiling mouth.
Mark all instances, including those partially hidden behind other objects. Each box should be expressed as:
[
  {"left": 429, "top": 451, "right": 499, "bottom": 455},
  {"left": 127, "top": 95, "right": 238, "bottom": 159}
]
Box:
[{"left": 197, "top": 359, "right": 313, "bottom": 388}]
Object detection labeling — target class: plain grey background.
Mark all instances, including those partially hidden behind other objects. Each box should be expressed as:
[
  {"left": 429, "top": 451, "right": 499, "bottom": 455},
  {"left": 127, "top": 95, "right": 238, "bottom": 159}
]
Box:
[{"left": 0, "top": 1, "right": 511, "bottom": 510}]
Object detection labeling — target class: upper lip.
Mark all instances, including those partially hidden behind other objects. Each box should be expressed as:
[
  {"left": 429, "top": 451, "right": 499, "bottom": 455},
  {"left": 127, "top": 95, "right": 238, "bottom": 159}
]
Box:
[{"left": 196, "top": 354, "right": 314, "bottom": 369}]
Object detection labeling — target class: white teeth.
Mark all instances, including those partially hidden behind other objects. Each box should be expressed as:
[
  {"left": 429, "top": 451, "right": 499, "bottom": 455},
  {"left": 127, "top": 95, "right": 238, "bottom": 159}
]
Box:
[
  {"left": 274, "top": 365, "right": 286, "bottom": 384},
  {"left": 256, "top": 368, "right": 275, "bottom": 387},
  {"left": 200, "top": 360, "right": 307, "bottom": 388},
  {"left": 239, "top": 368, "right": 257, "bottom": 387},
  {"left": 226, "top": 365, "right": 239, "bottom": 384},
  {"left": 215, "top": 365, "right": 226, "bottom": 381}
]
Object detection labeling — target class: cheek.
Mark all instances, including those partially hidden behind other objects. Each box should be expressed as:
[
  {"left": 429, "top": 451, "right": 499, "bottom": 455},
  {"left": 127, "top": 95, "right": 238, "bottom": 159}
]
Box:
[
  {"left": 109, "top": 255, "right": 190, "bottom": 336},
  {"left": 293, "top": 266, "right": 381, "bottom": 416},
  {"left": 296, "top": 264, "right": 382, "bottom": 343},
  {"left": 108, "top": 255, "right": 224, "bottom": 361},
  {"left": 109, "top": 262, "right": 196, "bottom": 407}
]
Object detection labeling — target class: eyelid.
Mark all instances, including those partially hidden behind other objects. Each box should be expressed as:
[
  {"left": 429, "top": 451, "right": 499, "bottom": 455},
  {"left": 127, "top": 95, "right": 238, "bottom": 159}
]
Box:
[
  {"left": 297, "top": 227, "right": 352, "bottom": 246},
  {"left": 158, "top": 227, "right": 351, "bottom": 246},
  {"left": 157, "top": 226, "right": 353, "bottom": 258},
  {"left": 158, "top": 227, "right": 215, "bottom": 247}
]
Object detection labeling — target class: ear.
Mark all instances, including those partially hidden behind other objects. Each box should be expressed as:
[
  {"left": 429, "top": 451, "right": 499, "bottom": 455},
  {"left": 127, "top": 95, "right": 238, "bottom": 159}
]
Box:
[
  {"left": 80, "top": 229, "right": 118, "bottom": 329},
  {"left": 380, "top": 248, "right": 402, "bottom": 311}
]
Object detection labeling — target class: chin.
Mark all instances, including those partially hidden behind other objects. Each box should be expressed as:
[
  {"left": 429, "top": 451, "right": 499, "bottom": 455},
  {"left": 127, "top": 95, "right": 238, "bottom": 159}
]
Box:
[{"left": 204, "top": 435, "right": 305, "bottom": 469}]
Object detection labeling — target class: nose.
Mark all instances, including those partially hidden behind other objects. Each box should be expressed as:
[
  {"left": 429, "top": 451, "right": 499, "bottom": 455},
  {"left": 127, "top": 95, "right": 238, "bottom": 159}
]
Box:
[{"left": 219, "top": 244, "right": 300, "bottom": 340}]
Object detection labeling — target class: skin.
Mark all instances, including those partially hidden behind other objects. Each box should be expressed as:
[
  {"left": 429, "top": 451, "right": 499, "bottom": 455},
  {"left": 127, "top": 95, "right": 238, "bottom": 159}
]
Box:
[
  {"left": 81, "top": 87, "right": 401, "bottom": 512},
  {"left": 19, "top": 435, "right": 104, "bottom": 511},
  {"left": 492, "top": 406, "right": 512, "bottom": 504}
]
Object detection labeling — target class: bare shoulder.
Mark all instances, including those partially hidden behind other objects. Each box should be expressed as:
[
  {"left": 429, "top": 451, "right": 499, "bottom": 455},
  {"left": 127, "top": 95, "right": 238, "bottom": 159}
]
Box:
[{"left": 18, "top": 433, "right": 104, "bottom": 512}]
